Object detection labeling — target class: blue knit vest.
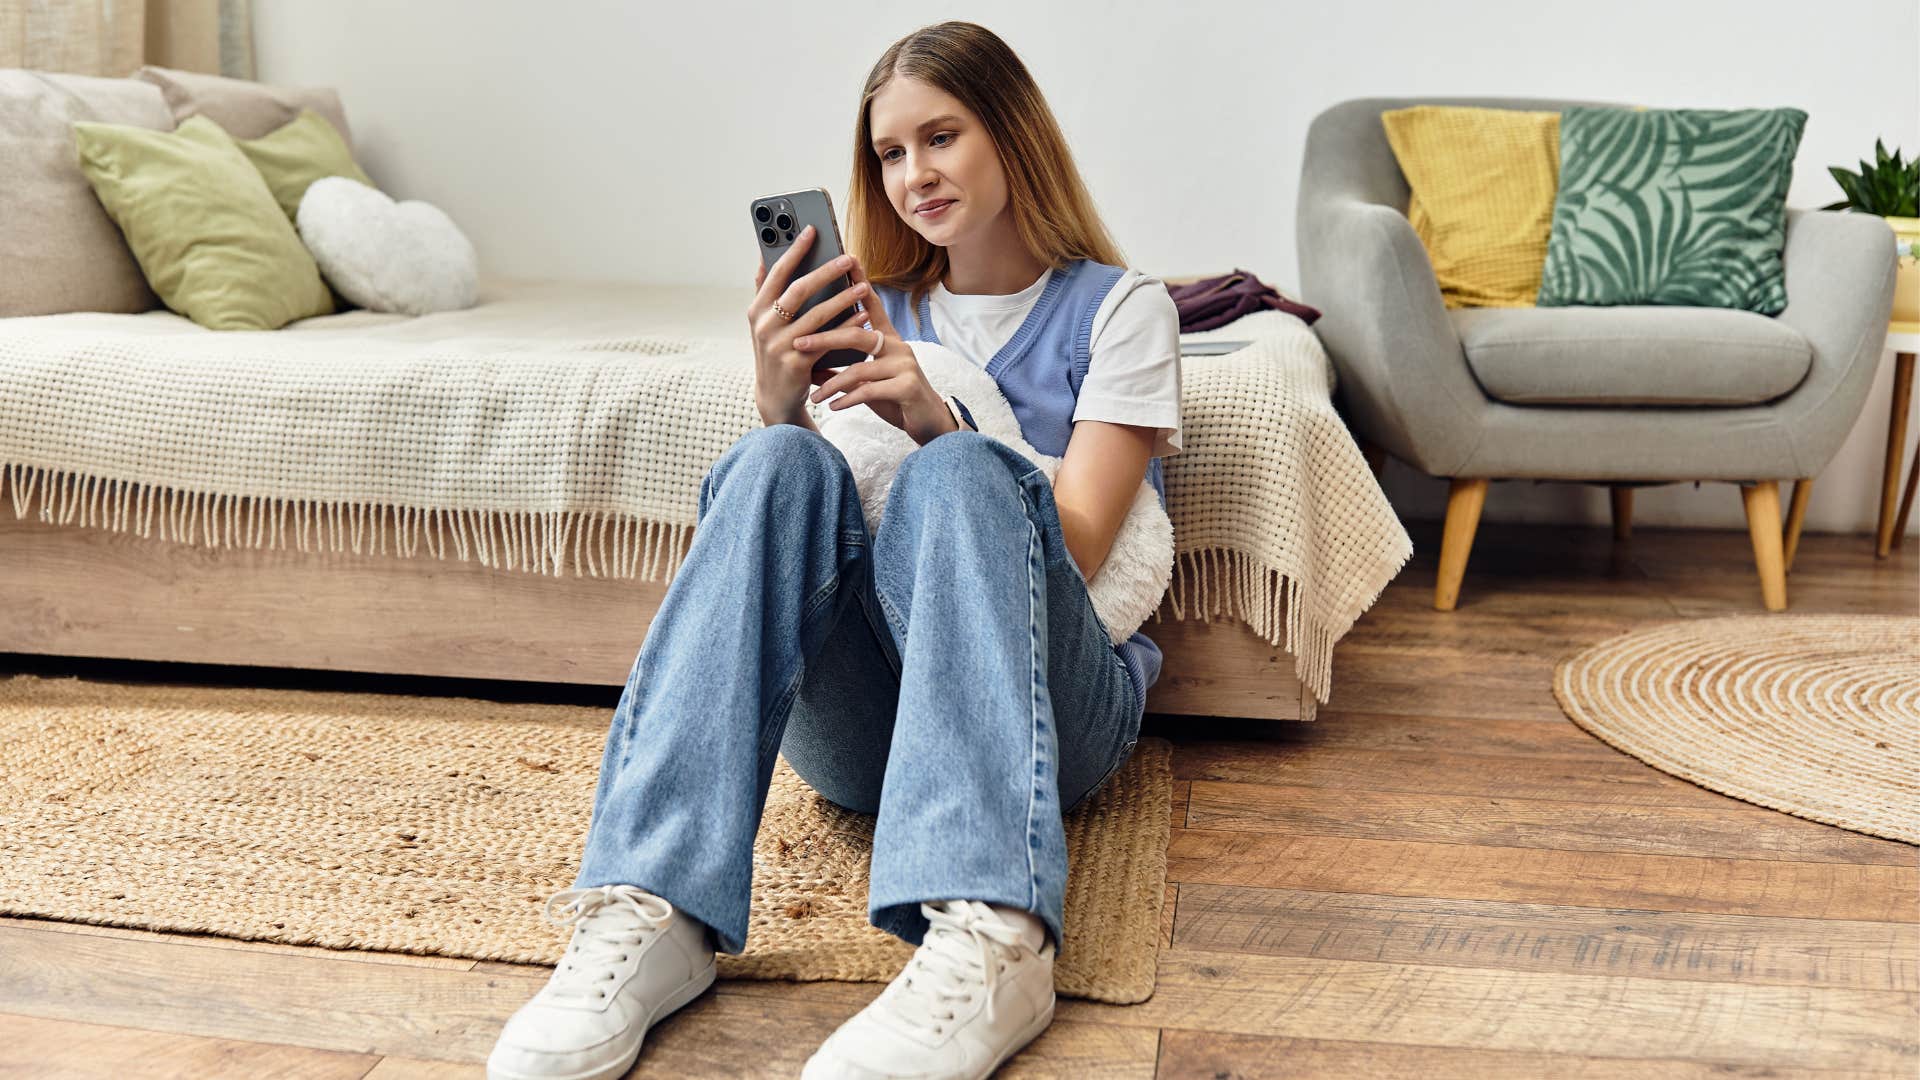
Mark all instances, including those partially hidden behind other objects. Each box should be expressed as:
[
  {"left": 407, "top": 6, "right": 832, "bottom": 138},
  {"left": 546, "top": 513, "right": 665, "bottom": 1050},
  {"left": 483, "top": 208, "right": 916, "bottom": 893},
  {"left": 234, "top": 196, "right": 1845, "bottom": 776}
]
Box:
[{"left": 874, "top": 258, "right": 1166, "bottom": 699}]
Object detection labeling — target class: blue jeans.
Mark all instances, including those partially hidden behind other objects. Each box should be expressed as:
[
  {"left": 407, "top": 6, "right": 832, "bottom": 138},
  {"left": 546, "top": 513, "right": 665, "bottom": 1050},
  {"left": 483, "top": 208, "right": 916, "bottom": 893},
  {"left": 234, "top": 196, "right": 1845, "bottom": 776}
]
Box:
[{"left": 571, "top": 424, "right": 1143, "bottom": 958}]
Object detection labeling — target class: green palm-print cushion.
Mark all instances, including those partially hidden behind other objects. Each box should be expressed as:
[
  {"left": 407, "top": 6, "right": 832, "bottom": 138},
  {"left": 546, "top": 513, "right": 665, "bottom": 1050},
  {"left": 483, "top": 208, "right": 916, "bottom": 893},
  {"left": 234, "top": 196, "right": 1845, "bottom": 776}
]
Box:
[{"left": 1538, "top": 106, "right": 1807, "bottom": 314}]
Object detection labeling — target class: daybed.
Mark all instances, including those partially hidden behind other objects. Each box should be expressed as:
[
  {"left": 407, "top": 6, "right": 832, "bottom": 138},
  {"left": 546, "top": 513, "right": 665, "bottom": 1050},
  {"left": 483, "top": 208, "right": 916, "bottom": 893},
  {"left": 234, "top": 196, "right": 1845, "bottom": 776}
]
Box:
[{"left": 0, "top": 277, "right": 1414, "bottom": 723}]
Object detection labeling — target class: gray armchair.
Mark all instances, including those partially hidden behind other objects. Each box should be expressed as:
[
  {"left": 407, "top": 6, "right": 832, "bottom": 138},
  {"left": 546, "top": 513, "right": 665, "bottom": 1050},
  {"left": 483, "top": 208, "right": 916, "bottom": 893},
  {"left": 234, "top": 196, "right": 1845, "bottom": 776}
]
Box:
[{"left": 1298, "top": 96, "right": 1898, "bottom": 611}]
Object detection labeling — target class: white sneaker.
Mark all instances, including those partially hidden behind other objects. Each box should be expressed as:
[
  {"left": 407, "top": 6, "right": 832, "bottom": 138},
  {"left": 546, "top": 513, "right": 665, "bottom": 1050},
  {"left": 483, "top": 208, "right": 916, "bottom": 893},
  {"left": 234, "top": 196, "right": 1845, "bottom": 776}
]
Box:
[
  {"left": 802, "top": 900, "right": 1057, "bottom": 1080},
  {"left": 487, "top": 884, "right": 717, "bottom": 1080}
]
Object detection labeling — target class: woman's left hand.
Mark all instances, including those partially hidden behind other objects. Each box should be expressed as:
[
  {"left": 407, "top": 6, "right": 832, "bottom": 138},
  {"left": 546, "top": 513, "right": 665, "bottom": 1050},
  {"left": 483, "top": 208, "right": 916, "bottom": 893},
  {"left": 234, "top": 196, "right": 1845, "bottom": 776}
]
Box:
[{"left": 798, "top": 258, "right": 956, "bottom": 446}]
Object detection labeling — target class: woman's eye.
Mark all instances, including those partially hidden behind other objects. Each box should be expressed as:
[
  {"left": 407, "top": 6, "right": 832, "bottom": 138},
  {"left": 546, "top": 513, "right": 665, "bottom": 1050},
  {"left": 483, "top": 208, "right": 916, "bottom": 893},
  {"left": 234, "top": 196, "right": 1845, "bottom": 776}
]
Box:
[{"left": 880, "top": 134, "right": 955, "bottom": 164}]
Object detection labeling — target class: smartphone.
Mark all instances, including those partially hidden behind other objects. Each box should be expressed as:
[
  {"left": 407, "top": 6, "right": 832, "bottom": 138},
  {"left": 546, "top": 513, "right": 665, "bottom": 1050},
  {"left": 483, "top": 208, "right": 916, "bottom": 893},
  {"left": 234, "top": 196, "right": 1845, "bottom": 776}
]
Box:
[{"left": 750, "top": 188, "right": 870, "bottom": 377}]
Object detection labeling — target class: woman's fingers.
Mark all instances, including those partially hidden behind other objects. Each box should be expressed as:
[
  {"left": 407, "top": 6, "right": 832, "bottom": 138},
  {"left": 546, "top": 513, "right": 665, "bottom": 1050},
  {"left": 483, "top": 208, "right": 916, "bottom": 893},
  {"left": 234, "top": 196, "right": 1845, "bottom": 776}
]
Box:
[
  {"left": 844, "top": 259, "right": 897, "bottom": 337},
  {"left": 824, "top": 375, "right": 908, "bottom": 411},
  {"left": 753, "top": 225, "right": 814, "bottom": 309},
  {"left": 789, "top": 280, "right": 871, "bottom": 339},
  {"left": 810, "top": 356, "right": 894, "bottom": 403},
  {"left": 774, "top": 252, "right": 857, "bottom": 323},
  {"left": 793, "top": 323, "right": 887, "bottom": 357}
]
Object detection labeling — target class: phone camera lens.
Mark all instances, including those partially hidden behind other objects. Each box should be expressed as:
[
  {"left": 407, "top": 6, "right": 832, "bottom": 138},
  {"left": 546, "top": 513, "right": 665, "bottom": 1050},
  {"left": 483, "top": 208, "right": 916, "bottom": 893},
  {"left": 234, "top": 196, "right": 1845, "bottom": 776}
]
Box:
[
  {"left": 754, "top": 204, "right": 771, "bottom": 223},
  {"left": 775, "top": 212, "right": 793, "bottom": 231},
  {"left": 760, "top": 227, "right": 778, "bottom": 246}
]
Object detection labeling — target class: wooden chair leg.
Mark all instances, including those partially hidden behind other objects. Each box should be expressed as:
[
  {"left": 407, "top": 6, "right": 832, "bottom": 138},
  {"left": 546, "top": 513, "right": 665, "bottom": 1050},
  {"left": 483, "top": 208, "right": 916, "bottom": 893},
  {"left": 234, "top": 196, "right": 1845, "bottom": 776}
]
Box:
[
  {"left": 1435, "top": 478, "right": 1488, "bottom": 612},
  {"left": 1740, "top": 481, "right": 1788, "bottom": 611},
  {"left": 1783, "top": 478, "right": 1812, "bottom": 573},
  {"left": 1877, "top": 352, "right": 1914, "bottom": 558},
  {"left": 1610, "top": 487, "right": 1632, "bottom": 541},
  {"left": 1895, "top": 451, "right": 1918, "bottom": 553}
]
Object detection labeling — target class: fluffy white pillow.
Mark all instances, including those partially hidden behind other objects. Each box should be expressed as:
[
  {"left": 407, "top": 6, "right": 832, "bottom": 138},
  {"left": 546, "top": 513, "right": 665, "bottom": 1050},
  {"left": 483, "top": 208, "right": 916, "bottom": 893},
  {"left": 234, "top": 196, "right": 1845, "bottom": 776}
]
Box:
[
  {"left": 816, "top": 341, "right": 1174, "bottom": 645},
  {"left": 295, "top": 176, "right": 478, "bottom": 315}
]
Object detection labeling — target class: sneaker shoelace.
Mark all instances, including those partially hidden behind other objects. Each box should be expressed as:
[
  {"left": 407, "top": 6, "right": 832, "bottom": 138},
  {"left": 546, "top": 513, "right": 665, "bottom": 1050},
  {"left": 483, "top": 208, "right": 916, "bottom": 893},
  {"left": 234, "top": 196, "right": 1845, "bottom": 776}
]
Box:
[
  {"left": 889, "top": 900, "right": 1032, "bottom": 1037},
  {"left": 540, "top": 884, "right": 676, "bottom": 1003}
]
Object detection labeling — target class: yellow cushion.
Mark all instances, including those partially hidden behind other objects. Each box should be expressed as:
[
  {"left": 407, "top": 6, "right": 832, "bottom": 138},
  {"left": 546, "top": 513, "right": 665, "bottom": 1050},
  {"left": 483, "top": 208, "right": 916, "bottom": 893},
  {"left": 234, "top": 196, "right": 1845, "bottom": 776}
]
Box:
[
  {"left": 234, "top": 108, "right": 375, "bottom": 220},
  {"left": 1381, "top": 106, "right": 1561, "bottom": 309}
]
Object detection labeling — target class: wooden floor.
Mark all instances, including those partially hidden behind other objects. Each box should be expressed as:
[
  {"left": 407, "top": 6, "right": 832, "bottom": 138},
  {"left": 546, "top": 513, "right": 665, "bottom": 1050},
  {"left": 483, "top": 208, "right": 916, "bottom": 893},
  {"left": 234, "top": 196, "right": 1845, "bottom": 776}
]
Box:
[{"left": 2, "top": 521, "right": 1915, "bottom": 1078}]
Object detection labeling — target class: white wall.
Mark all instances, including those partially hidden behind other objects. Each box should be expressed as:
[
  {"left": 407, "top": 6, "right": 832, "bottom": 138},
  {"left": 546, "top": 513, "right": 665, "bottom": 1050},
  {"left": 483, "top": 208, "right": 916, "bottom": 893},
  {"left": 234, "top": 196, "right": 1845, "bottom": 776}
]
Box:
[{"left": 254, "top": 0, "right": 1920, "bottom": 537}]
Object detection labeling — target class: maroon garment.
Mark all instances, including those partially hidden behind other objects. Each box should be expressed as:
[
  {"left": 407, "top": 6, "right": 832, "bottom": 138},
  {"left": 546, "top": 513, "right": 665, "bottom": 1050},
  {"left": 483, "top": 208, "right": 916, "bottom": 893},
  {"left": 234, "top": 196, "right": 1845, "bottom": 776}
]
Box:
[{"left": 1166, "top": 268, "right": 1321, "bottom": 332}]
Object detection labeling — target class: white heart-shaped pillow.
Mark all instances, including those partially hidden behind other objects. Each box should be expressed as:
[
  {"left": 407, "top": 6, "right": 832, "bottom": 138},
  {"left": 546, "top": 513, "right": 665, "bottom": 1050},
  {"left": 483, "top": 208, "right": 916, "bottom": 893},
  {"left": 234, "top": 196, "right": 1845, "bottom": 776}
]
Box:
[
  {"left": 296, "top": 176, "right": 479, "bottom": 315},
  {"left": 816, "top": 341, "right": 1174, "bottom": 645}
]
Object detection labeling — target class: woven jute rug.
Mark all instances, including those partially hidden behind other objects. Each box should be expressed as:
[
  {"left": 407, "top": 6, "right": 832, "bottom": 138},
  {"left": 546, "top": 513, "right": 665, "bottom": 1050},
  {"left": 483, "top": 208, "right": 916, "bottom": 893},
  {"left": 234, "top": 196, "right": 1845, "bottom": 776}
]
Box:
[
  {"left": 1554, "top": 615, "right": 1919, "bottom": 844},
  {"left": 0, "top": 673, "right": 1171, "bottom": 1003}
]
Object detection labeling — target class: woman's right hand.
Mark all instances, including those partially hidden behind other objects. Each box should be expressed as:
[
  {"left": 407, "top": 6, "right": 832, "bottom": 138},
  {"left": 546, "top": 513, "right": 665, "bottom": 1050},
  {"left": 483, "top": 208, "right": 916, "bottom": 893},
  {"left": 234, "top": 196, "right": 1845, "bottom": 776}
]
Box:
[{"left": 749, "top": 224, "right": 873, "bottom": 429}]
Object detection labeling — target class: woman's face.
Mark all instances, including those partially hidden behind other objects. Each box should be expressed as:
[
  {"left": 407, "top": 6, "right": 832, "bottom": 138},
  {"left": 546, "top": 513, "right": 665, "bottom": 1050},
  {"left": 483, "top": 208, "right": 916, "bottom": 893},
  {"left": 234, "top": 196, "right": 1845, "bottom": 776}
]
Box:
[{"left": 867, "top": 75, "right": 1007, "bottom": 249}]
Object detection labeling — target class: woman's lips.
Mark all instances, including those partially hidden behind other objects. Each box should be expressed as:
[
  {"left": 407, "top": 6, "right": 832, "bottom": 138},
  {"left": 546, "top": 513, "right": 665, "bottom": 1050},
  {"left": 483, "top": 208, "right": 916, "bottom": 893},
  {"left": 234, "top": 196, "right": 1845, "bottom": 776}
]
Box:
[{"left": 916, "top": 199, "right": 955, "bottom": 219}]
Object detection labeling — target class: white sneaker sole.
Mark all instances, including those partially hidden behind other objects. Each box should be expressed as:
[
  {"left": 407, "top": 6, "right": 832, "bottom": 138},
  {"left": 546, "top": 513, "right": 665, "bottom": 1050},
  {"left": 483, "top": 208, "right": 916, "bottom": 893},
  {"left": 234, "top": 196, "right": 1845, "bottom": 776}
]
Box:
[
  {"left": 800, "top": 990, "right": 1056, "bottom": 1080},
  {"left": 486, "top": 955, "right": 719, "bottom": 1080}
]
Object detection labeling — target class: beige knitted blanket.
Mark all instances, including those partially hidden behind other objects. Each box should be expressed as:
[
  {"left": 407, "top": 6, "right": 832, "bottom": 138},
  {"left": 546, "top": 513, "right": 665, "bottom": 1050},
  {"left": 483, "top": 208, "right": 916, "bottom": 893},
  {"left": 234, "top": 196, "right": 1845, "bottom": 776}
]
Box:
[{"left": 0, "top": 307, "right": 1409, "bottom": 706}]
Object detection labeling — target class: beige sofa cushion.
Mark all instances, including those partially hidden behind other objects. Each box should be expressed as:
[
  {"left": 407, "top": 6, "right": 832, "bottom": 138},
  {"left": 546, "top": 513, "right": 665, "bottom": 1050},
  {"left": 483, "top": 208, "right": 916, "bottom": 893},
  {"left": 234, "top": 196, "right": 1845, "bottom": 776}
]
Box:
[
  {"left": 134, "top": 65, "right": 354, "bottom": 146},
  {"left": 1451, "top": 306, "right": 1813, "bottom": 406},
  {"left": 0, "top": 70, "right": 172, "bottom": 317}
]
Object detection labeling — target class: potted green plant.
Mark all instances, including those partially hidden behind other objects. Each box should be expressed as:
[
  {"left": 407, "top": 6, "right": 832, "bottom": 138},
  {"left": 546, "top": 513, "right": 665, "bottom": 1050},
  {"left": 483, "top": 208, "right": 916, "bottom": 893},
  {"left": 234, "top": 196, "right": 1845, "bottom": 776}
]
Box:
[{"left": 1824, "top": 140, "right": 1920, "bottom": 326}]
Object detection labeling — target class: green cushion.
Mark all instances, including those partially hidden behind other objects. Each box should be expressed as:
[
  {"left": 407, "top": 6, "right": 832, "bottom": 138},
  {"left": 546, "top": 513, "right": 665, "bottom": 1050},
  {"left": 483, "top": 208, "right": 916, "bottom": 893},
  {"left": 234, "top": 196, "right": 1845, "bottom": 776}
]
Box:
[
  {"left": 1538, "top": 106, "right": 1807, "bottom": 314},
  {"left": 73, "top": 114, "right": 334, "bottom": 330},
  {"left": 234, "top": 108, "right": 374, "bottom": 220}
]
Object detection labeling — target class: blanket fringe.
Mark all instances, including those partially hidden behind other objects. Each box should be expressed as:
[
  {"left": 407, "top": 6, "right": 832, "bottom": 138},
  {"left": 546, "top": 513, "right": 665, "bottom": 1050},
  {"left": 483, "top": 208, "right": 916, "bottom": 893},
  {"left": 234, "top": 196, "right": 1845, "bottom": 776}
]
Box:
[
  {"left": 3, "top": 461, "right": 1347, "bottom": 711},
  {"left": 1, "top": 462, "right": 695, "bottom": 584},
  {"left": 1156, "top": 544, "right": 1337, "bottom": 709}
]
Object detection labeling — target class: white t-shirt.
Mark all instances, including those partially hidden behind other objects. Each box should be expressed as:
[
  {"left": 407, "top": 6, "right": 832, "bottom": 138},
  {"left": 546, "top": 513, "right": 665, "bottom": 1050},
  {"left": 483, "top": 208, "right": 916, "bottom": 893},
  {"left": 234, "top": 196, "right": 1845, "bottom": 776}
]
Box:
[{"left": 923, "top": 267, "right": 1183, "bottom": 458}]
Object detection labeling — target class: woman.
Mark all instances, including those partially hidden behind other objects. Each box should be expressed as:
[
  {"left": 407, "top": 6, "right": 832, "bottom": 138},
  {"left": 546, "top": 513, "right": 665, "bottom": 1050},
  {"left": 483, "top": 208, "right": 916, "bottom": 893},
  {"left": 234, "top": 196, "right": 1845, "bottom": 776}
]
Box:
[{"left": 489, "top": 20, "right": 1181, "bottom": 1080}]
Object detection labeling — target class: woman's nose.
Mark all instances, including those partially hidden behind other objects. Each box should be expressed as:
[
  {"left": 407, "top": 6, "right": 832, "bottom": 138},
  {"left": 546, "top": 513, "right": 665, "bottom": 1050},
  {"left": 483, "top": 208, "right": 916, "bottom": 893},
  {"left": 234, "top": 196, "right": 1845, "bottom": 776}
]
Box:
[{"left": 904, "top": 153, "right": 939, "bottom": 191}]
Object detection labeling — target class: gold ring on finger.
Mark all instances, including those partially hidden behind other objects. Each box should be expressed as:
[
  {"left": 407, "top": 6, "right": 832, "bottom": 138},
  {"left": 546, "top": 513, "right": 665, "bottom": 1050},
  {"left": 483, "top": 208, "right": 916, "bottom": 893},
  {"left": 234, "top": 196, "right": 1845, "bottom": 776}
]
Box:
[{"left": 772, "top": 302, "right": 797, "bottom": 322}]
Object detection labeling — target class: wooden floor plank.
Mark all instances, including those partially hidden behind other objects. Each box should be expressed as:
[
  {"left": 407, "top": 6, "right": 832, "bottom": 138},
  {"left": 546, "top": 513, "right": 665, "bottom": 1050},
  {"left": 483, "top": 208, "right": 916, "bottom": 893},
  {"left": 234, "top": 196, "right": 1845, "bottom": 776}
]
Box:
[
  {"left": 359, "top": 1060, "right": 472, "bottom": 1080},
  {"left": 635, "top": 992, "right": 1157, "bottom": 1080},
  {"left": 0, "top": 922, "right": 516, "bottom": 1063},
  {"left": 1629, "top": 535, "right": 1915, "bottom": 585},
  {"left": 470, "top": 959, "right": 549, "bottom": 979},
  {"left": 1169, "top": 883, "right": 1918, "bottom": 991},
  {"left": 1147, "top": 709, "right": 1632, "bottom": 757},
  {"left": 0, "top": 1013, "right": 379, "bottom": 1080},
  {"left": 0, "top": 922, "right": 1153, "bottom": 1076},
  {"left": 1360, "top": 584, "right": 1676, "bottom": 624},
  {"left": 1152, "top": 1027, "right": 1910, "bottom": 1080},
  {"left": 1184, "top": 780, "right": 1915, "bottom": 864},
  {"left": 1665, "top": 582, "right": 1917, "bottom": 617},
  {"left": 1317, "top": 650, "right": 1573, "bottom": 721},
  {"left": 1171, "top": 746, "right": 1778, "bottom": 811},
  {"left": 1050, "top": 948, "right": 1916, "bottom": 1072},
  {"left": 0, "top": 914, "right": 476, "bottom": 971},
  {"left": 1167, "top": 828, "right": 1919, "bottom": 922}
]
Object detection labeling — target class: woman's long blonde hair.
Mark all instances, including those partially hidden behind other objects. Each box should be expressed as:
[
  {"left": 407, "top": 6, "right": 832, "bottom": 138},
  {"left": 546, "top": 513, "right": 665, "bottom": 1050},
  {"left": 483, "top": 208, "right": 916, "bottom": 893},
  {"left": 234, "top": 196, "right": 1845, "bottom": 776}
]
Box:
[{"left": 847, "top": 21, "right": 1124, "bottom": 319}]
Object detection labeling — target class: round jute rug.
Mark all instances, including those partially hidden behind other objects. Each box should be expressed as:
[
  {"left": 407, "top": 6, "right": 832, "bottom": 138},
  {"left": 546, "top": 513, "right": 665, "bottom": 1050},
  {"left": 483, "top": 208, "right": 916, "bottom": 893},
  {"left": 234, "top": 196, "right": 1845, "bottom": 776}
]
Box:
[
  {"left": 1554, "top": 615, "right": 1919, "bottom": 844},
  {"left": 0, "top": 673, "right": 1172, "bottom": 1003}
]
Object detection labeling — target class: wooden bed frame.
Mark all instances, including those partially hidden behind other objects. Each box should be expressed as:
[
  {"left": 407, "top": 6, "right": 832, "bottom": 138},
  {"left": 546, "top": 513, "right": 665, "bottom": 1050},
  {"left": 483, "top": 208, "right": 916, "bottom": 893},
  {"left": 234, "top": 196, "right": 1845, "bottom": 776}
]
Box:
[{"left": 1, "top": 512, "right": 1313, "bottom": 721}]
